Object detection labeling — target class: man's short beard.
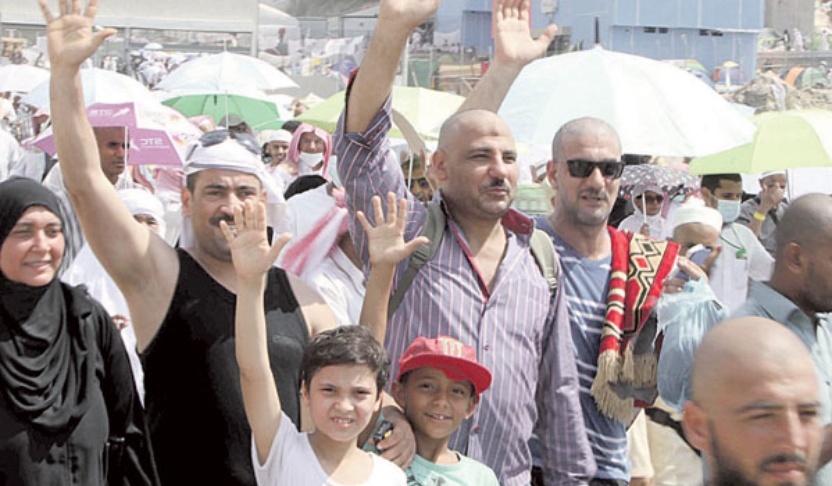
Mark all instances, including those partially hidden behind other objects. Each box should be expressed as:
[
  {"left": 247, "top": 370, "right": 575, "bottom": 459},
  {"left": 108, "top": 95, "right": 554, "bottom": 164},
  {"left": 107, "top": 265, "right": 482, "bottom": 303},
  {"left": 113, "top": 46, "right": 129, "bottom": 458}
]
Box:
[{"left": 708, "top": 423, "right": 814, "bottom": 486}]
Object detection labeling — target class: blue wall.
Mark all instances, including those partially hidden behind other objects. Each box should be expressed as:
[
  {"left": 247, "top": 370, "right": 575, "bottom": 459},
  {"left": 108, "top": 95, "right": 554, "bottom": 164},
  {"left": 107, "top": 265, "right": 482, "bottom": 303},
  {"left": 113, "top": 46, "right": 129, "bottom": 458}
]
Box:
[{"left": 434, "top": 0, "right": 765, "bottom": 79}]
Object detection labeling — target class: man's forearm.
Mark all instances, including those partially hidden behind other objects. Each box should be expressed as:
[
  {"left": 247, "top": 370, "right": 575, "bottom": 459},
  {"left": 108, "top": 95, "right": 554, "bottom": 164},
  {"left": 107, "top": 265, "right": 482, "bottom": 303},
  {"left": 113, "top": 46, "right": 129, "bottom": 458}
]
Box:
[
  {"left": 458, "top": 62, "right": 525, "bottom": 113},
  {"left": 345, "top": 26, "right": 407, "bottom": 133},
  {"left": 459, "top": 0, "right": 556, "bottom": 113},
  {"left": 346, "top": 1, "right": 436, "bottom": 134}
]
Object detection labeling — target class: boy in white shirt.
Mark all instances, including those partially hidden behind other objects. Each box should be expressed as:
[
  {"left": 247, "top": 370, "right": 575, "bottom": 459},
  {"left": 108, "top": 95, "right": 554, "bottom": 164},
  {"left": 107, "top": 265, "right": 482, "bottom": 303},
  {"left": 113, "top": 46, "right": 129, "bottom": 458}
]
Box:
[{"left": 224, "top": 200, "right": 406, "bottom": 486}]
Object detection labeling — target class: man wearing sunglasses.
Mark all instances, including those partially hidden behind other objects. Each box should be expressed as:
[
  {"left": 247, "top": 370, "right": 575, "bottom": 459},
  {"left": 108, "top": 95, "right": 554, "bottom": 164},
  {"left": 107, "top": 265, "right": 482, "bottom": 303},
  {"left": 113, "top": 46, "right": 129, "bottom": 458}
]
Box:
[
  {"left": 41, "top": 3, "right": 341, "bottom": 485},
  {"left": 336, "top": 0, "right": 592, "bottom": 484},
  {"left": 468, "top": 26, "right": 682, "bottom": 486}
]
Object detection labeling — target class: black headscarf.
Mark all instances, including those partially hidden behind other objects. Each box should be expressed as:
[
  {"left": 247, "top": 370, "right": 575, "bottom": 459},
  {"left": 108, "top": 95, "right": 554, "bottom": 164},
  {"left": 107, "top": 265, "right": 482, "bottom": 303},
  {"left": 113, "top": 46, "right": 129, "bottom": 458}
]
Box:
[{"left": 0, "top": 177, "right": 95, "bottom": 433}]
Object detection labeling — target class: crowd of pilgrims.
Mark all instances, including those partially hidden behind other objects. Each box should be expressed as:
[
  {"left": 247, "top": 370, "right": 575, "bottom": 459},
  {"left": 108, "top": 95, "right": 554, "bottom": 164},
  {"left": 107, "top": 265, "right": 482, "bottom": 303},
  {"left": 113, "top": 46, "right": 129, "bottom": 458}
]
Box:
[{"left": 1, "top": 1, "right": 830, "bottom": 486}]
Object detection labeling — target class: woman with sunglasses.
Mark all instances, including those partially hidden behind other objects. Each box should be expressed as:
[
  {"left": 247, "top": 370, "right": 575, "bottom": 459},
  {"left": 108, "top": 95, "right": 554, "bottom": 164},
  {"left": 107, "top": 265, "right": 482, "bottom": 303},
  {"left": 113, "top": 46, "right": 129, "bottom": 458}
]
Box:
[
  {"left": 0, "top": 178, "right": 157, "bottom": 485},
  {"left": 618, "top": 185, "right": 673, "bottom": 240}
]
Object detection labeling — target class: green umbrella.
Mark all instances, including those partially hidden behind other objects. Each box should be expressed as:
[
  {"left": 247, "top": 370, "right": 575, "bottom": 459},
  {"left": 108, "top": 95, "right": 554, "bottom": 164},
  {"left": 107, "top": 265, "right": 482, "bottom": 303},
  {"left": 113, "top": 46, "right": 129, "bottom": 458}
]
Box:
[
  {"left": 161, "top": 90, "right": 284, "bottom": 130},
  {"left": 296, "top": 86, "right": 465, "bottom": 140},
  {"left": 690, "top": 110, "right": 832, "bottom": 175}
]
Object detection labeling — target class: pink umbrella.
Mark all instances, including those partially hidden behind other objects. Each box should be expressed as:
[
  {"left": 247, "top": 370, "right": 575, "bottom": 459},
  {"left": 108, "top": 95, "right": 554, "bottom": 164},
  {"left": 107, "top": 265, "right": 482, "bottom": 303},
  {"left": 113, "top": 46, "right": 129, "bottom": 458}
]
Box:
[{"left": 32, "top": 101, "right": 201, "bottom": 166}]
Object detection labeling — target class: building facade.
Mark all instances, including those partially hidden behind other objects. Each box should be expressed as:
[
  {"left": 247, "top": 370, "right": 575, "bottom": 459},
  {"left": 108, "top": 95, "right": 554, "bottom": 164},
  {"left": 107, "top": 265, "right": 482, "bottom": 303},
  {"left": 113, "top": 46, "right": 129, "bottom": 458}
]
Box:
[{"left": 434, "top": 0, "right": 765, "bottom": 82}]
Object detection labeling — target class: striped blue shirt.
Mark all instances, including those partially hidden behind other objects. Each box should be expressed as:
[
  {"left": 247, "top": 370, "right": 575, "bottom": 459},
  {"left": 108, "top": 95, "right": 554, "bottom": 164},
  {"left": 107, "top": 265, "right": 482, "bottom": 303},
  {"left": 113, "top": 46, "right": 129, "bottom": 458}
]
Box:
[
  {"left": 335, "top": 98, "right": 594, "bottom": 485},
  {"left": 536, "top": 218, "right": 630, "bottom": 482}
]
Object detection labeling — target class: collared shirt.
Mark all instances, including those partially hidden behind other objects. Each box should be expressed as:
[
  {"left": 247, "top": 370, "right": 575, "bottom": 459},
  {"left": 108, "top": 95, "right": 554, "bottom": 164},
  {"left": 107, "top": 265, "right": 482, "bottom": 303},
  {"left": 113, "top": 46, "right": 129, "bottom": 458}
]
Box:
[
  {"left": 734, "top": 281, "right": 832, "bottom": 486},
  {"left": 737, "top": 197, "right": 789, "bottom": 257},
  {"left": 709, "top": 223, "right": 773, "bottom": 313},
  {"left": 335, "top": 98, "right": 594, "bottom": 485}
]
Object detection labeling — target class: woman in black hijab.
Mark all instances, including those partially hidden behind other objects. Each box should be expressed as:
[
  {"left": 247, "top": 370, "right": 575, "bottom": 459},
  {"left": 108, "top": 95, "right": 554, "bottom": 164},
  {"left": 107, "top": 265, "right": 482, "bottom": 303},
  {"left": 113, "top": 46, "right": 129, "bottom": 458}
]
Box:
[{"left": 0, "top": 177, "right": 158, "bottom": 486}]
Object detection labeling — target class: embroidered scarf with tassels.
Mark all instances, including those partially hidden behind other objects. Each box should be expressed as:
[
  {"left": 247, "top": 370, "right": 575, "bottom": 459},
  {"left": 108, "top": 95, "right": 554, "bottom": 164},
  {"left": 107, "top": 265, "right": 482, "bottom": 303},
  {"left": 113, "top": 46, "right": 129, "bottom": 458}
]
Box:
[{"left": 590, "top": 227, "right": 680, "bottom": 423}]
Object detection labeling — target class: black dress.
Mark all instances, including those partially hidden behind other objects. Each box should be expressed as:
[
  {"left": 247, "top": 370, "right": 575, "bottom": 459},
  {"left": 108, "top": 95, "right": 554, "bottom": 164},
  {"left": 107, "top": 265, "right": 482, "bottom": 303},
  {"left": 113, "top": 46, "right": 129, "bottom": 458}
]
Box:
[{"left": 0, "top": 282, "right": 158, "bottom": 486}]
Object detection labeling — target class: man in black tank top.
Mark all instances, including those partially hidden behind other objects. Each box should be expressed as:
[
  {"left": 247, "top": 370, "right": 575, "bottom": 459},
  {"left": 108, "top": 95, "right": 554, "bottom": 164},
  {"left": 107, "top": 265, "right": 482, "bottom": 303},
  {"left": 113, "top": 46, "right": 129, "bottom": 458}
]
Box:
[{"left": 43, "top": 6, "right": 342, "bottom": 482}]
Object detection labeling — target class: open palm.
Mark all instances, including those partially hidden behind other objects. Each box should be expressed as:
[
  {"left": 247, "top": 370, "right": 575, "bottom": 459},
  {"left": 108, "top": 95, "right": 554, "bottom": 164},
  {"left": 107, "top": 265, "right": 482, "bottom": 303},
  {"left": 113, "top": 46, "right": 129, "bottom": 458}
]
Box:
[
  {"left": 379, "top": 0, "right": 441, "bottom": 31},
  {"left": 221, "top": 201, "right": 290, "bottom": 282},
  {"left": 493, "top": 0, "right": 557, "bottom": 68},
  {"left": 357, "top": 193, "right": 428, "bottom": 267},
  {"left": 38, "top": 0, "right": 116, "bottom": 70}
]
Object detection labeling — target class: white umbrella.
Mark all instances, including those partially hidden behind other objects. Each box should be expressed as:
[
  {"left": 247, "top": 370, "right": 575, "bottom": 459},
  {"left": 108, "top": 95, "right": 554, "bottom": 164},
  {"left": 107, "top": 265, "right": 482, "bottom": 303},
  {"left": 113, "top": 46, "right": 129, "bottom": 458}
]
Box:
[
  {"left": 498, "top": 46, "right": 756, "bottom": 157},
  {"left": 22, "top": 68, "right": 158, "bottom": 109},
  {"left": 155, "top": 51, "right": 298, "bottom": 93},
  {"left": 0, "top": 65, "right": 50, "bottom": 94}
]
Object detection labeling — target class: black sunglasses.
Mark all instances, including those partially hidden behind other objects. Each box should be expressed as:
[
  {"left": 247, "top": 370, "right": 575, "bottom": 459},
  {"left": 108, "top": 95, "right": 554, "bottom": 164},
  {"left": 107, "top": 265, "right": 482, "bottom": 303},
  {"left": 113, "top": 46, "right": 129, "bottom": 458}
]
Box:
[
  {"left": 187, "top": 129, "right": 260, "bottom": 160},
  {"left": 565, "top": 159, "right": 625, "bottom": 179}
]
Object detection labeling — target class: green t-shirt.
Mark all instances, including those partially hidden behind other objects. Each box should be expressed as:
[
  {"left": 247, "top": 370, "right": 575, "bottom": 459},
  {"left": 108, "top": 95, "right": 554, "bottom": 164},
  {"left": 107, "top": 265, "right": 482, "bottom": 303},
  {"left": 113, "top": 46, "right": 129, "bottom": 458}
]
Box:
[{"left": 405, "top": 452, "right": 500, "bottom": 486}]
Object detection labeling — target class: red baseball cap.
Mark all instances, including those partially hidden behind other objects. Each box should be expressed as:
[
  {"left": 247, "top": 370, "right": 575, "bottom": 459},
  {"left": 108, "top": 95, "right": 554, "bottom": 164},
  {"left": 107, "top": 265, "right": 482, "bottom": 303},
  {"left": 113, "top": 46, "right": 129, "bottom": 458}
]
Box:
[{"left": 396, "top": 336, "right": 492, "bottom": 395}]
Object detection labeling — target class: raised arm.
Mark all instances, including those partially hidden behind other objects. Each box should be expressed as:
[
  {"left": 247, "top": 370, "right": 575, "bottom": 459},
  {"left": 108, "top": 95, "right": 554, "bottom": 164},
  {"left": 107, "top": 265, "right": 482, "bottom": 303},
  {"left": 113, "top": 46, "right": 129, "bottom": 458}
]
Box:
[
  {"left": 41, "top": 0, "right": 177, "bottom": 349},
  {"left": 739, "top": 185, "right": 783, "bottom": 238},
  {"left": 222, "top": 200, "right": 292, "bottom": 464},
  {"left": 345, "top": 0, "right": 439, "bottom": 133},
  {"left": 357, "top": 193, "right": 429, "bottom": 342},
  {"left": 458, "top": 0, "right": 556, "bottom": 113},
  {"left": 335, "top": 1, "right": 433, "bottom": 267}
]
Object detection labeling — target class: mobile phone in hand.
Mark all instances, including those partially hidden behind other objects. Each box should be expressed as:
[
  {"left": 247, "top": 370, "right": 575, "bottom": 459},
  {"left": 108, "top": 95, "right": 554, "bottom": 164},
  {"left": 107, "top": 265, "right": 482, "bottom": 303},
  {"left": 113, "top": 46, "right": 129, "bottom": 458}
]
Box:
[{"left": 676, "top": 244, "right": 712, "bottom": 282}]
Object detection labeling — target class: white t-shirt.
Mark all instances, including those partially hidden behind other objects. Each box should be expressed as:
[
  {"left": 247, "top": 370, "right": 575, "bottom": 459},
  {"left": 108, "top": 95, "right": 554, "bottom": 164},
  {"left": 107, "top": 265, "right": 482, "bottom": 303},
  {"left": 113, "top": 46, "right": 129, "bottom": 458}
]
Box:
[
  {"left": 252, "top": 412, "right": 406, "bottom": 486},
  {"left": 709, "top": 223, "right": 774, "bottom": 312}
]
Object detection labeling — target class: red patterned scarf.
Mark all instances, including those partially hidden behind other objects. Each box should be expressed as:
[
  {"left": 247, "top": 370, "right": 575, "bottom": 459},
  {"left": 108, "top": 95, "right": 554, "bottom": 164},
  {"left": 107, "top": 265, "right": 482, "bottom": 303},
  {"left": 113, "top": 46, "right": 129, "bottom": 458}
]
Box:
[{"left": 590, "top": 227, "right": 679, "bottom": 423}]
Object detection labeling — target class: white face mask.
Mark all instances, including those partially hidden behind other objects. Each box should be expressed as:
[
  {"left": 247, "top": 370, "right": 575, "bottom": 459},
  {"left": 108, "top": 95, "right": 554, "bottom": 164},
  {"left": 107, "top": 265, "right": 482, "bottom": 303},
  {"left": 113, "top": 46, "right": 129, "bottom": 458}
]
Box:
[
  {"left": 716, "top": 199, "right": 741, "bottom": 223},
  {"left": 297, "top": 151, "right": 324, "bottom": 175}
]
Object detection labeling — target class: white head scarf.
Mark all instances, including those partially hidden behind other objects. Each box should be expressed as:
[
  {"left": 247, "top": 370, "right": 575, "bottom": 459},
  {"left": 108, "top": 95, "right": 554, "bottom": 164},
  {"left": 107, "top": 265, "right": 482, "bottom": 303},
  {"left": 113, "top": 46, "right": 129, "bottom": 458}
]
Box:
[
  {"left": 118, "top": 188, "right": 167, "bottom": 238},
  {"left": 672, "top": 205, "right": 723, "bottom": 233},
  {"left": 180, "top": 136, "right": 292, "bottom": 247}
]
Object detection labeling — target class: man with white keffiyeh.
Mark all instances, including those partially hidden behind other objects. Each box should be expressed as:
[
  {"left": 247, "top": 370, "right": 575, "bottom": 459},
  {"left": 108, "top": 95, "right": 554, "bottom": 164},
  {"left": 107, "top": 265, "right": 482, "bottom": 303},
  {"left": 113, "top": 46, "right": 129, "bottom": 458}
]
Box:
[{"left": 39, "top": 1, "right": 347, "bottom": 482}]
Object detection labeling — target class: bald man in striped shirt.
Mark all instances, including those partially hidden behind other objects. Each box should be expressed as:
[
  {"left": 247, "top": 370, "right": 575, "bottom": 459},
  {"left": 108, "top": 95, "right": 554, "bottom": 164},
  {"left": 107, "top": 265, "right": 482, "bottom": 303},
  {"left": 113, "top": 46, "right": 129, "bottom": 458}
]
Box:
[{"left": 335, "top": 1, "right": 593, "bottom": 484}]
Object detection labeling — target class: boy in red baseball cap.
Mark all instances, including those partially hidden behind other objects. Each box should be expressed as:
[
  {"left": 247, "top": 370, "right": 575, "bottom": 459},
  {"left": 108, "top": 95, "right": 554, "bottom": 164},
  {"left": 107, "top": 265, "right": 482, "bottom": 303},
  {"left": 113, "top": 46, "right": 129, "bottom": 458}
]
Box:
[
  {"left": 357, "top": 193, "right": 499, "bottom": 485},
  {"left": 393, "top": 336, "right": 499, "bottom": 485}
]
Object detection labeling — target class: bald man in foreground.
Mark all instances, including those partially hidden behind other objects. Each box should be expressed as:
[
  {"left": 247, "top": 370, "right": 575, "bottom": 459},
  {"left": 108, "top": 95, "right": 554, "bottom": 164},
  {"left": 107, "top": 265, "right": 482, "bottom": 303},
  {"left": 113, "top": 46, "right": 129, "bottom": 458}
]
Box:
[
  {"left": 733, "top": 193, "right": 832, "bottom": 484},
  {"left": 683, "top": 317, "right": 823, "bottom": 486}
]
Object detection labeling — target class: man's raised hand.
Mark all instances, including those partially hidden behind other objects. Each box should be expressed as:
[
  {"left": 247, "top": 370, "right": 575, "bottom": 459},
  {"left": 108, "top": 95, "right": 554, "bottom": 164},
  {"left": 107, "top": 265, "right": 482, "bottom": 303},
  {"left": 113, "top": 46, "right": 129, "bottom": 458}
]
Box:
[
  {"left": 378, "top": 0, "right": 441, "bottom": 34},
  {"left": 38, "top": 0, "right": 116, "bottom": 71},
  {"left": 493, "top": 0, "right": 557, "bottom": 69}
]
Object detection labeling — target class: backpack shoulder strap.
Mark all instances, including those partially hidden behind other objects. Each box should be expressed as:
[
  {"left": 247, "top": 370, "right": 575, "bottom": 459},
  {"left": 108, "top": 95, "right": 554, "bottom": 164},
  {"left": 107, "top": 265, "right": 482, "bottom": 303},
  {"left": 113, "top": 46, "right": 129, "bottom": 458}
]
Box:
[
  {"left": 387, "top": 202, "right": 446, "bottom": 318},
  {"left": 530, "top": 228, "right": 559, "bottom": 296}
]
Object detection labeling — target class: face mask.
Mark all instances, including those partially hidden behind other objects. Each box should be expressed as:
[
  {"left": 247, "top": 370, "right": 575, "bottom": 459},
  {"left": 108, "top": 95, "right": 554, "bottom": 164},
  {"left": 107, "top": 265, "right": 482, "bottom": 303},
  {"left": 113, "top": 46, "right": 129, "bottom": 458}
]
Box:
[
  {"left": 637, "top": 198, "right": 662, "bottom": 224},
  {"left": 716, "top": 199, "right": 741, "bottom": 223},
  {"left": 297, "top": 151, "right": 324, "bottom": 174}
]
